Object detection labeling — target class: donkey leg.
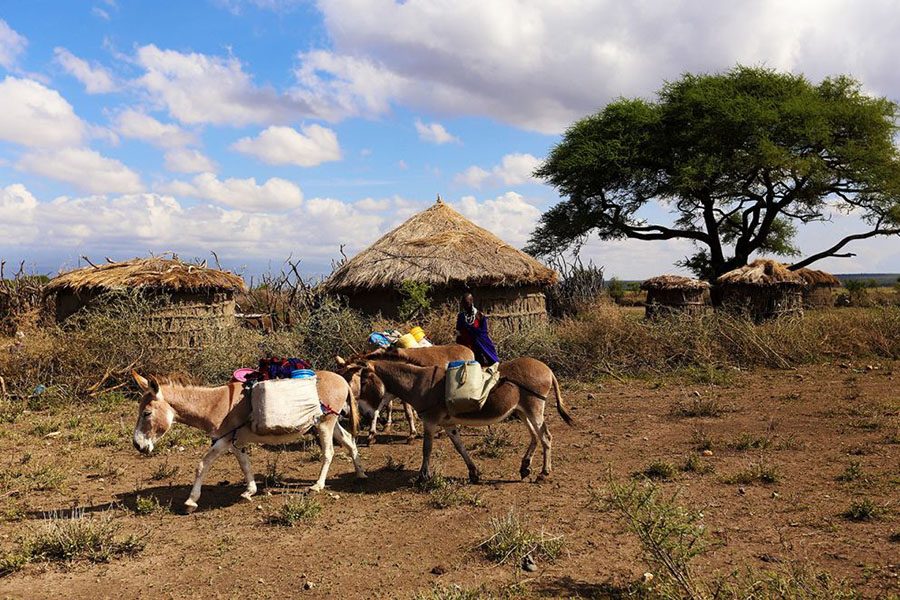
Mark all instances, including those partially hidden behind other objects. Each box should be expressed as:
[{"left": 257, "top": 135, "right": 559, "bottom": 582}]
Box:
[
  {"left": 231, "top": 444, "right": 257, "bottom": 501},
  {"left": 310, "top": 416, "right": 336, "bottom": 492},
  {"left": 538, "top": 422, "right": 553, "bottom": 479},
  {"left": 369, "top": 393, "right": 392, "bottom": 445},
  {"left": 184, "top": 438, "right": 229, "bottom": 512},
  {"left": 384, "top": 397, "right": 394, "bottom": 433},
  {"left": 334, "top": 423, "right": 367, "bottom": 479},
  {"left": 445, "top": 427, "right": 480, "bottom": 484},
  {"left": 404, "top": 402, "right": 419, "bottom": 443},
  {"left": 418, "top": 420, "right": 439, "bottom": 482},
  {"left": 516, "top": 408, "right": 541, "bottom": 480}
]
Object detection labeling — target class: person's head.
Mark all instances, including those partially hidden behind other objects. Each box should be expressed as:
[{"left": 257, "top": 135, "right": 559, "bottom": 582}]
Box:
[{"left": 460, "top": 292, "right": 475, "bottom": 312}]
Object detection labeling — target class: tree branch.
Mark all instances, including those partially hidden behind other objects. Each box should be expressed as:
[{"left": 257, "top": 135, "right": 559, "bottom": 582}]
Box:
[{"left": 789, "top": 224, "right": 900, "bottom": 270}]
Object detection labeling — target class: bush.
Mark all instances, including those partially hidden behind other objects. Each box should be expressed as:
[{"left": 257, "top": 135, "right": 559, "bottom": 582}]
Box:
[
  {"left": 0, "top": 509, "right": 145, "bottom": 576},
  {"left": 476, "top": 511, "right": 563, "bottom": 568},
  {"left": 268, "top": 495, "right": 322, "bottom": 526},
  {"left": 398, "top": 280, "right": 432, "bottom": 321}
]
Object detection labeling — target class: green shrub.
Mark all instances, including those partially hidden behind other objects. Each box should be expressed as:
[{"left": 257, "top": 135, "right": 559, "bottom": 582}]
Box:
[
  {"left": 268, "top": 495, "right": 322, "bottom": 526},
  {"left": 398, "top": 280, "right": 432, "bottom": 321},
  {"left": 843, "top": 498, "right": 881, "bottom": 522}
]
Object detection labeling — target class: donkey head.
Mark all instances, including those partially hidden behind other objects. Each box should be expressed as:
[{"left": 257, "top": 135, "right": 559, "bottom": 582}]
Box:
[
  {"left": 131, "top": 370, "right": 175, "bottom": 454},
  {"left": 340, "top": 361, "right": 386, "bottom": 411}
]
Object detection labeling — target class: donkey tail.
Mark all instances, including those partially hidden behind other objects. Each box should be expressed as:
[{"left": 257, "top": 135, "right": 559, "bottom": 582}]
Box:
[
  {"left": 346, "top": 385, "right": 360, "bottom": 437},
  {"left": 552, "top": 374, "right": 573, "bottom": 426}
]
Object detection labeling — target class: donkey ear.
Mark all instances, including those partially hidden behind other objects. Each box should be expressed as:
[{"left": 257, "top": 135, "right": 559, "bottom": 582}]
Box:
[
  {"left": 335, "top": 355, "right": 346, "bottom": 366},
  {"left": 132, "top": 370, "right": 150, "bottom": 392},
  {"left": 148, "top": 377, "right": 160, "bottom": 394}
]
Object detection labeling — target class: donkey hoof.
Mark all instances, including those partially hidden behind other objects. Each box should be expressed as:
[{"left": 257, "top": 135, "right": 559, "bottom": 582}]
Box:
[
  {"left": 308, "top": 484, "right": 324, "bottom": 493},
  {"left": 535, "top": 473, "right": 550, "bottom": 483},
  {"left": 356, "top": 472, "right": 368, "bottom": 480},
  {"left": 367, "top": 434, "right": 377, "bottom": 446},
  {"left": 183, "top": 501, "right": 198, "bottom": 514},
  {"left": 240, "top": 492, "right": 255, "bottom": 502},
  {"left": 468, "top": 470, "right": 481, "bottom": 484},
  {"left": 406, "top": 435, "right": 416, "bottom": 445},
  {"left": 520, "top": 466, "right": 531, "bottom": 480}
]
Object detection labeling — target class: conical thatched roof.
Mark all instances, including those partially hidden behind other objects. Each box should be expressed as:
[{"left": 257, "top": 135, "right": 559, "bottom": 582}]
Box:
[
  {"left": 716, "top": 259, "right": 804, "bottom": 287},
  {"left": 792, "top": 267, "right": 841, "bottom": 287},
  {"left": 641, "top": 275, "right": 710, "bottom": 291},
  {"left": 323, "top": 199, "right": 558, "bottom": 291},
  {"left": 47, "top": 257, "right": 245, "bottom": 293}
]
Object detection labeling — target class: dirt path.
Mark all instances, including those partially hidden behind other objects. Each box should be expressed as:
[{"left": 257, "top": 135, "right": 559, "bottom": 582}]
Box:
[{"left": 0, "top": 362, "right": 897, "bottom": 599}]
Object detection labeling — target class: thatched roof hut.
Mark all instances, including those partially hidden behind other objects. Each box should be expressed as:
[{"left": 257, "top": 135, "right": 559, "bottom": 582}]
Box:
[
  {"left": 793, "top": 267, "right": 840, "bottom": 309},
  {"left": 322, "top": 198, "right": 558, "bottom": 332},
  {"left": 714, "top": 259, "right": 804, "bottom": 321},
  {"left": 640, "top": 275, "right": 709, "bottom": 318},
  {"left": 47, "top": 257, "right": 245, "bottom": 349}
]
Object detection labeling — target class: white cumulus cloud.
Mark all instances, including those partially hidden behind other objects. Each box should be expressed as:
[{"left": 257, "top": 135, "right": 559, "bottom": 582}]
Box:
[
  {"left": 0, "top": 19, "right": 27, "bottom": 69},
  {"left": 159, "top": 172, "right": 303, "bottom": 211},
  {"left": 414, "top": 119, "right": 459, "bottom": 144},
  {"left": 454, "top": 153, "right": 541, "bottom": 188},
  {"left": 17, "top": 147, "right": 143, "bottom": 194},
  {"left": 135, "top": 44, "right": 313, "bottom": 126},
  {"left": 114, "top": 109, "right": 196, "bottom": 148},
  {"left": 297, "top": 0, "right": 900, "bottom": 133},
  {"left": 163, "top": 148, "right": 217, "bottom": 173},
  {"left": 53, "top": 47, "right": 116, "bottom": 94},
  {"left": 0, "top": 76, "right": 86, "bottom": 147},
  {"left": 231, "top": 124, "right": 341, "bottom": 166},
  {"left": 452, "top": 191, "right": 543, "bottom": 248}
]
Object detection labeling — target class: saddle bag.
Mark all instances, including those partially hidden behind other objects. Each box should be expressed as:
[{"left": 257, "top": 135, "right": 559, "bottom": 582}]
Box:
[
  {"left": 445, "top": 360, "right": 489, "bottom": 416},
  {"left": 250, "top": 376, "right": 322, "bottom": 436}
]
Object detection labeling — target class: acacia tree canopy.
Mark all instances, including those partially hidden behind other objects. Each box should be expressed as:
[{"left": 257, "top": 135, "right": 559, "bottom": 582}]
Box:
[{"left": 527, "top": 66, "right": 900, "bottom": 279}]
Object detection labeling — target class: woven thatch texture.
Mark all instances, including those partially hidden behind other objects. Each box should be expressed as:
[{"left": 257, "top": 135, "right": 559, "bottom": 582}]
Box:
[
  {"left": 716, "top": 259, "right": 804, "bottom": 287},
  {"left": 640, "top": 275, "right": 710, "bottom": 291},
  {"left": 47, "top": 257, "right": 245, "bottom": 293},
  {"left": 323, "top": 199, "right": 557, "bottom": 292},
  {"left": 793, "top": 267, "right": 841, "bottom": 287}
]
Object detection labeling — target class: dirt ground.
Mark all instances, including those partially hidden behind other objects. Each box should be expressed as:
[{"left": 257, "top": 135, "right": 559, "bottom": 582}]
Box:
[{"left": 0, "top": 361, "right": 898, "bottom": 599}]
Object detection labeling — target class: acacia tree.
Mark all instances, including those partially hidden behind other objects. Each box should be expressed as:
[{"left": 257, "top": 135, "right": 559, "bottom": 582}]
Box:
[{"left": 527, "top": 67, "right": 900, "bottom": 279}]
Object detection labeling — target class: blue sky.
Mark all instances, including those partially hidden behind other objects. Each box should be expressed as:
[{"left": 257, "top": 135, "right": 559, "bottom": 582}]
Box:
[{"left": 1, "top": 0, "right": 899, "bottom": 281}]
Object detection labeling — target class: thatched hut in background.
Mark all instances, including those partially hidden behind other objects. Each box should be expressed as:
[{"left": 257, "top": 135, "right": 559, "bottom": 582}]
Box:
[
  {"left": 714, "top": 259, "right": 804, "bottom": 321},
  {"left": 640, "top": 275, "right": 709, "bottom": 318},
  {"left": 793, "top": 267, "right": 840, "bottom": 309},
  {"left": 322, "top": 198, "right": 558, "bottom": 333},
  {"left": 46, "top": 257, "right": 245, "bottom": 349}
]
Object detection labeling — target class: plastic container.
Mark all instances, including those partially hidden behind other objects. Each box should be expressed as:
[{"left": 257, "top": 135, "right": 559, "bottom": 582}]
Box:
[
  {"left": 410, "top": 326, "right": 426, "bottom": 342},
  {"left": 397, "top": 333, "right": 417, "bottom": 348},
  {"left": 232, "top": 367, "right": 256, "bottom": 382},
  {"left": 290, "top": 369, "right": 316, "bottom": 379},
  {"left": 368, "top": 332, "right": 391, "bottom": 348}
]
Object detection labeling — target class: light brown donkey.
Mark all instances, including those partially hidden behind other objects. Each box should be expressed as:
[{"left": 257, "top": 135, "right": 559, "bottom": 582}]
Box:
[
  {"left": 344, "top": 358, "right": 572, "bottom": 484},
  {"left": 131, "top": 371, "right": 366, "bottom": 513},
  {"left": 337, "top": 344, "right": 474, "bottom": 444}
]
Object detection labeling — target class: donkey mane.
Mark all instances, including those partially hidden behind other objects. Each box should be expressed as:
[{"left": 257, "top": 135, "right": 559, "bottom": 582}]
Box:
[{"left": 151, "top": 372, "right": 203, "bottom": 387}]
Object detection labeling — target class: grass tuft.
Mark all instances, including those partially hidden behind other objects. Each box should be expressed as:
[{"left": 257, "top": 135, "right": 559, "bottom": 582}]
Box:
[
  {"left": 842, "top": 498, "right": 881, "bottom": 522},
  {"left": 267, "top": 495, "right": 322, "bottom": 527},
  {"left": 475, "top": 427, "right": 513, "bottom": 459},
  {"left": 723, "top": 461, "right": 780, "bottom": 485},
  {"left": 476, "top": 511, "right": 562, "bottom": 568},
  {"left": 637, "top": 460, "right": 678, "bottom": 481}
]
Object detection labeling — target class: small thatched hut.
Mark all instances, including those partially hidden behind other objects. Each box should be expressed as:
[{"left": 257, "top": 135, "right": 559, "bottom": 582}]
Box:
[
  {"left": 640, "top": 275, "right": 709, "bottom": 318},
  {"left": 715, "top": 259, "right": 804, "bottom": 321},
  {"left": 322, "top": 198, "right": 558, "bottom": 332},
  {"left": 793, "top": 267, "right": 840, "bottom": 309},
  {"left": 46, "top": 257, "right": 245, "bottom": 349}
]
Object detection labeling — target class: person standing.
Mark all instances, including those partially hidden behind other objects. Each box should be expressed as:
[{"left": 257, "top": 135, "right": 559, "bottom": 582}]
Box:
[{"left": 455, "top": 292, "right": 499, "bottom": 366}]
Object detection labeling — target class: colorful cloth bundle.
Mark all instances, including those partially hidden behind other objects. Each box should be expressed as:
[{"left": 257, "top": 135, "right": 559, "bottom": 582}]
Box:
[{"left": 256, "top": 357, "right": 313, "bottom": 380}]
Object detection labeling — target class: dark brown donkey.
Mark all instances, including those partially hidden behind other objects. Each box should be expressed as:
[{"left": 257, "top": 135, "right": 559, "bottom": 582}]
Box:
[
  {"left": 336, "top": 344, "right": 474, "bottom": 443},
  {"left": 343, "top": 357, "right": 573, "bottom": 483}
]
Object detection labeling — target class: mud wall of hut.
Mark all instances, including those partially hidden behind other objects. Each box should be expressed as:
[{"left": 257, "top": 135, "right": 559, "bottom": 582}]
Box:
[
  {"left": 802, "top": 285, "right": 836, "bottom": 309},
  {"left": 714, "top": 285, "right": 803, "bottom": 321},
  {"left": 55, "top": 289, "right": 236, "bottom": 350},
  {"left": 339, "top": 284, "right": 548, "bottom": 334},
  {"left": 644, "top": 288, "right": 708, "bottom": 318}
]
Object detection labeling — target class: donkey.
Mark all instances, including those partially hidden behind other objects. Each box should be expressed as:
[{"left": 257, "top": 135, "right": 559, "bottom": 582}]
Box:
[
  {"left": 131, "top": 370, "right": 366, "bottom": 513},
  {"left": 336, "top": 344, "right": 474, "bottom": 444},
  {"left": 343, "top": 357, "right": 572, "bottom": 484}
]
